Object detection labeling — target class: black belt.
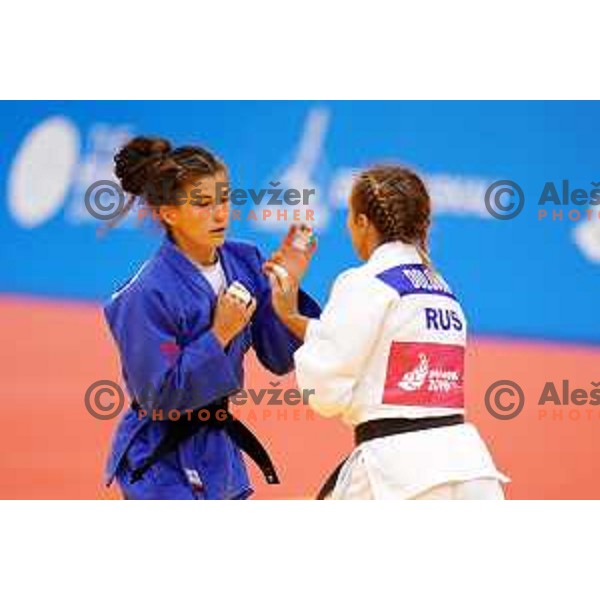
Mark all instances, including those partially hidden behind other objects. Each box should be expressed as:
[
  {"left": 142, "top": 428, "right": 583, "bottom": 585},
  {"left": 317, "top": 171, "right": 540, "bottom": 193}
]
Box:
[
  {"left": 316, "top": 414, "right": 464, "bottom": 500},
  {"left": 124, "top": 398, "right": 279, "bottom": 487}
]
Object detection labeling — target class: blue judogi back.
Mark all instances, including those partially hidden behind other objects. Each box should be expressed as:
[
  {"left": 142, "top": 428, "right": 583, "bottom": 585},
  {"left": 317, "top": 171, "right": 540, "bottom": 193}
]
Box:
[{"left": 104, "top": 236, "right": 320, "bottom": 499}]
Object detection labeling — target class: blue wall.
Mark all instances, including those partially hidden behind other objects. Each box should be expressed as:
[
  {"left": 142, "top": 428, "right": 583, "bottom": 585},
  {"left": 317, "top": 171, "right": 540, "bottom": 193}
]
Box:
[{"left": 1, "top": 101, "right": 599, "bottom": 343}]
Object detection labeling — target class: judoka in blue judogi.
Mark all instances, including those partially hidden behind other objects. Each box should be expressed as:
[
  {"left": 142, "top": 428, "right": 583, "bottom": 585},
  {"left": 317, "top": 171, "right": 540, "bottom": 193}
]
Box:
[{"left": 104, "top": 236, "right": 320, "bottom": 499}]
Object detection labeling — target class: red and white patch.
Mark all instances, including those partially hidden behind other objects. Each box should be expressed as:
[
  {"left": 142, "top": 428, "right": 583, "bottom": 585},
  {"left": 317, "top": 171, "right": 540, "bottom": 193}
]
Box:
[{"left": 383, "top": 341, "right": 464, "bottom": 408}]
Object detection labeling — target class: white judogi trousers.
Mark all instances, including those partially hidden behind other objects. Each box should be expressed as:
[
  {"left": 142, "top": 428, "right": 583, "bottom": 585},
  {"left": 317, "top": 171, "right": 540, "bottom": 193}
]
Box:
[
  {"left": 335, "top": 464, "right": 505, "bottom": 500},
  {"left": 327, "top": 424, "right": 509, "bottom": 500}
]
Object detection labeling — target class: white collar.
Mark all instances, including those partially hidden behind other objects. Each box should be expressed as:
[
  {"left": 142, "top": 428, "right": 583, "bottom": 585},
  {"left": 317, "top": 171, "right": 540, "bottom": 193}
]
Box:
[{"left": 368, "top": 241, "right": 423, "bottom": 269}]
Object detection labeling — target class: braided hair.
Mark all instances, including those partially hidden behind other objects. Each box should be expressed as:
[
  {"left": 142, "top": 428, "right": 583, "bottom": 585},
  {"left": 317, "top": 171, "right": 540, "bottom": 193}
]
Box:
[
  {"left": 111, "top": 136, "right": 226, "bottom": 232},
  {"left": 350, "top": 165, "right": 432, "bottom": 265}
]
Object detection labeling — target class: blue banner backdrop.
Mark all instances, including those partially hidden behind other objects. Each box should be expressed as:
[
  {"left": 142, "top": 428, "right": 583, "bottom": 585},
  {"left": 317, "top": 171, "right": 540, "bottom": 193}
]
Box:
[{"left": 1, "top": 101, "right": 599, "bottom": 343}]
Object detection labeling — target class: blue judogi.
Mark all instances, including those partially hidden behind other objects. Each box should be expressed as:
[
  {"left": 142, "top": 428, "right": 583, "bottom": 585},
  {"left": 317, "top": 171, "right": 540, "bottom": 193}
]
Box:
[{"left": 104, "top": 236, "right": 320, "bottom": 499}]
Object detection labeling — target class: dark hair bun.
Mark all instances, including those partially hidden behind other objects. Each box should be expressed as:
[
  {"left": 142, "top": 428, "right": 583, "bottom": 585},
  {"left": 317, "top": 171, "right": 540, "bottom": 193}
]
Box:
[{"left": 114, "top": 136, "right": 172, "bottom": 195}]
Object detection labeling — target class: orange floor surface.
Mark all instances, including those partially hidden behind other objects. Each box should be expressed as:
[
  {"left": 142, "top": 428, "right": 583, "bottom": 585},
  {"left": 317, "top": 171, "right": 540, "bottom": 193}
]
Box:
[{"left": 2, "top": 294, "right": 600, "bottom": 499}]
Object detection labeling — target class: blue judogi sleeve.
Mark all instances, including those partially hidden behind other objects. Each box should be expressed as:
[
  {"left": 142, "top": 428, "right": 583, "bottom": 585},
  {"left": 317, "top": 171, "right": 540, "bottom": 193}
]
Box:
[
  {"left": 105, "top": 282, "right": 241, "bottom": 414},
  {"left": 246, "top": 246, "right": 321, "bottom": 375}
]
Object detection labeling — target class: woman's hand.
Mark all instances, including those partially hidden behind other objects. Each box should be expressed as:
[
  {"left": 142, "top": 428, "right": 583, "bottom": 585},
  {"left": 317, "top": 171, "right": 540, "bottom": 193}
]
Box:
[
  {"left": 263, "top": 262, "right": 309, "bottom": 340},
  {"left": 266, "top": 245, "right": 312, "bottom": 282},
  {"left": 212, "top": 290, "right": 257, "bottom": 348},
  {"left": 263, "top": 261, "right": 299, "bottom": 321},
  {"left": 265, "top": 249, "right": 298, "bottom": 277}
]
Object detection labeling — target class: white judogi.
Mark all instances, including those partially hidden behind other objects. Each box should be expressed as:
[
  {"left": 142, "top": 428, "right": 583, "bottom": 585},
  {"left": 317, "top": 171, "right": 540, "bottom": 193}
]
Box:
[{"left": 294, "top": 241, "right": 509, "bottom": 499}]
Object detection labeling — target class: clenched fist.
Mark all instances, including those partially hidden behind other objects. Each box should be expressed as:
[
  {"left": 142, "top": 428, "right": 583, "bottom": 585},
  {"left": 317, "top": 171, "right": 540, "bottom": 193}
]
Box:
[{"left": 212, "top": 287, "right": 256, "bottom": 347}]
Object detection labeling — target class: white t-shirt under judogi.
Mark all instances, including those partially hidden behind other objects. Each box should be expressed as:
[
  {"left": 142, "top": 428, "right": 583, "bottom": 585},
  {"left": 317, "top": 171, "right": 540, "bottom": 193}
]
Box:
[{"left": 193, "top": 259, "right": 226, "bottom": 296}]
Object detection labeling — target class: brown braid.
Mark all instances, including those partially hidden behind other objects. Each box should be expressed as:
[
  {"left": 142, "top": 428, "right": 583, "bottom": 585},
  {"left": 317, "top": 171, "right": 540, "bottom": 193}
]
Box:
[{"left": 351, "top": 165, "right": 432, "bottom": 265}]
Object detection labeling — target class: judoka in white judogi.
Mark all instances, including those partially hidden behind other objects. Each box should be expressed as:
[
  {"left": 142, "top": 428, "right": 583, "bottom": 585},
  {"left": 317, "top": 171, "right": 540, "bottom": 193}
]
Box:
[{"left": 294, "top": 240, "right": 509, "bottom": 500}]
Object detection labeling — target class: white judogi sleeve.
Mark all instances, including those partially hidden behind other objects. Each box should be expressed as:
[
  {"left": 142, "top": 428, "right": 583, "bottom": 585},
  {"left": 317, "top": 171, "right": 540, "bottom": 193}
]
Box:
[{"left": 294, "top": 269, "right": 392, "bottom": 418}]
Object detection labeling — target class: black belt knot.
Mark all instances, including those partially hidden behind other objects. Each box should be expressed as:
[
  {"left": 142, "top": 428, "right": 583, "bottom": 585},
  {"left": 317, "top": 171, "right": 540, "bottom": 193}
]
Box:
[{"left": 123, "top": 398, "right": 279, "bottom": 488}]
